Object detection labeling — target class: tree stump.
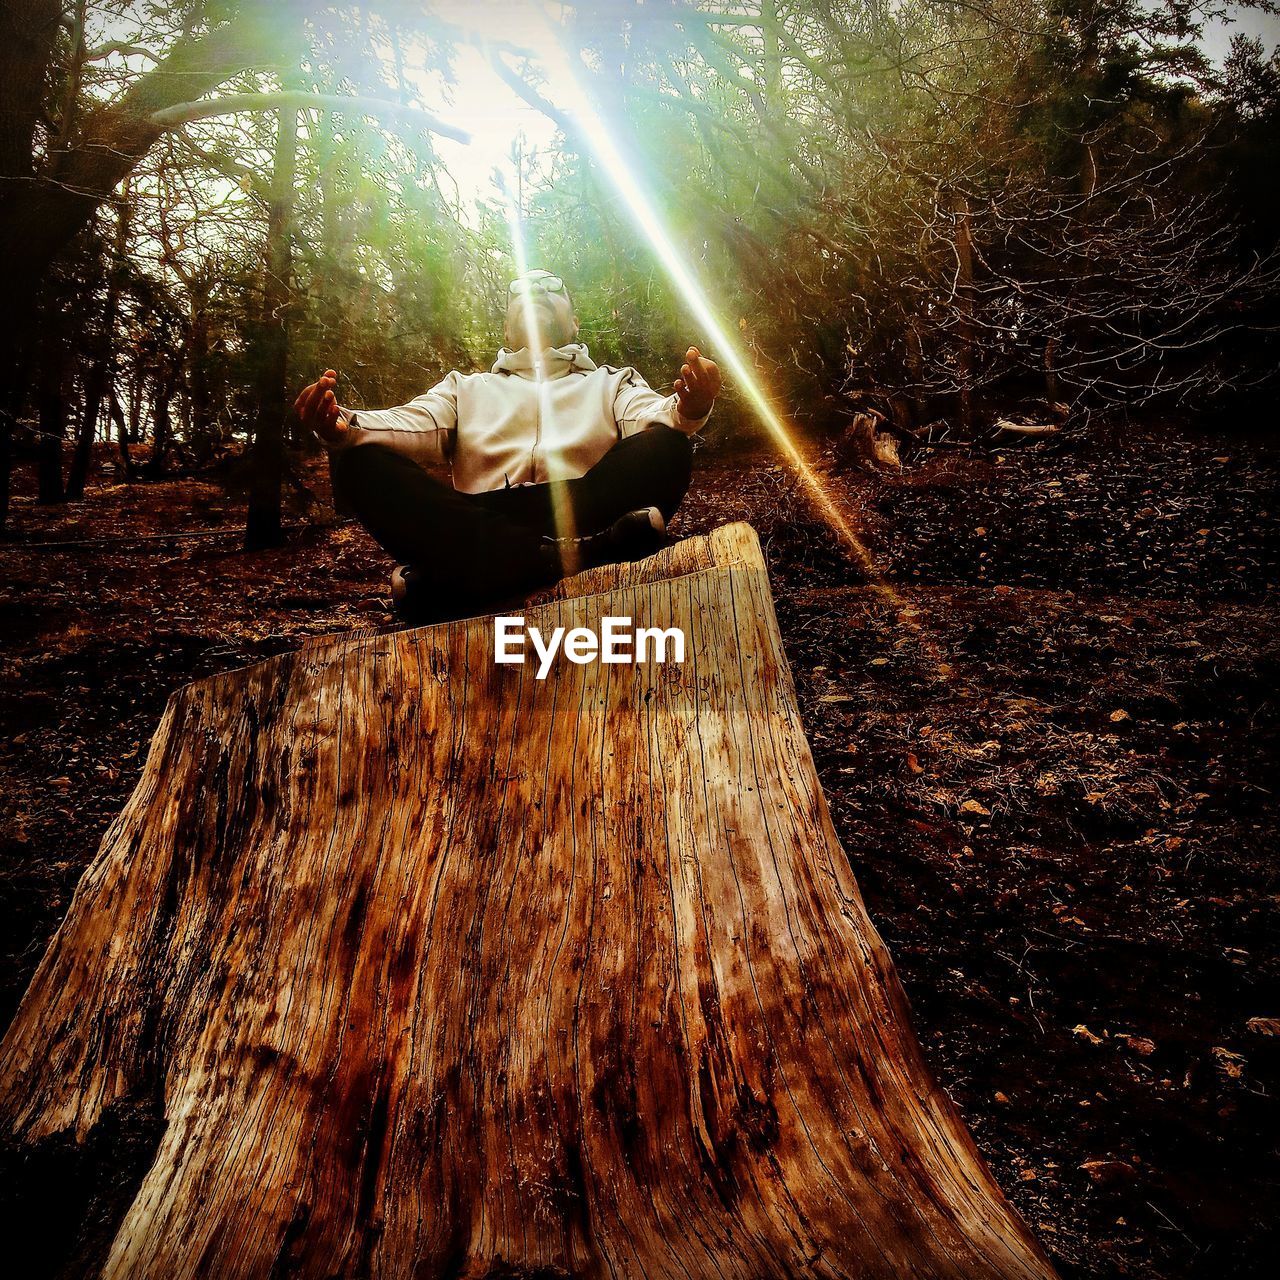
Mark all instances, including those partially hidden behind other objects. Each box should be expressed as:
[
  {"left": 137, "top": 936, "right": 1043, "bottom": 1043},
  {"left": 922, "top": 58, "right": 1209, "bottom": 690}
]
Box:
[
  {"left": 0, "top": 523, "right": 1058, "bottom": 1279},
  {"left": 832, "top": 412, "right": 902, "bottom": 471}
]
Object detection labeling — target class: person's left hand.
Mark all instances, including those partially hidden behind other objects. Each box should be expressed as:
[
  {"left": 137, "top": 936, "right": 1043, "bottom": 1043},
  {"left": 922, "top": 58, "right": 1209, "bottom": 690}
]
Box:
[{"left": 674, "top": 346, "right": 721, "bottom": 420}]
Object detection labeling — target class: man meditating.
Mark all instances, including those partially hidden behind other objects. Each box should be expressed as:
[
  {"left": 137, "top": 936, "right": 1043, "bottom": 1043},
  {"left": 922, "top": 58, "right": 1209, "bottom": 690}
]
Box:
[{"left": 295, "top": 269, "right": 721, "bottom": 622}]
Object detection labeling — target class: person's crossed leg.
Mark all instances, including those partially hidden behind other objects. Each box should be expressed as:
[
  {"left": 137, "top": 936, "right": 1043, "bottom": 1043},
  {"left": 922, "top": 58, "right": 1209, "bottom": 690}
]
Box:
[{"left": 333, "top": 424, "right": 694, "bottom": 622}]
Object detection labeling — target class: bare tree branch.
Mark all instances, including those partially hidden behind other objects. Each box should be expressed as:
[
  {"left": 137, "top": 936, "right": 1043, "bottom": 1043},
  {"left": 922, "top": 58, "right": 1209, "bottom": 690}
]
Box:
[{"left": 149, "top": 91, "right": 470, "bottom": 142}]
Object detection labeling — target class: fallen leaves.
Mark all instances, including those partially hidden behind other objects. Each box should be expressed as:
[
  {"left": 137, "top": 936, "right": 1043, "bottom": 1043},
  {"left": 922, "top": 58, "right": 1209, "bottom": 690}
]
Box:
[
  {"left": 1120, "top": 1035, "right": 1156, "bottom": 1057},
  {"left": 1080, "top": 1159, "right": 1138, "bottom": 1186},
  {"left": 1212, "top": 1047, "right": 1247, "bottom": 1081},
  {"left": 5, "top": 423, "right": 1275, "bottom": 1280}
]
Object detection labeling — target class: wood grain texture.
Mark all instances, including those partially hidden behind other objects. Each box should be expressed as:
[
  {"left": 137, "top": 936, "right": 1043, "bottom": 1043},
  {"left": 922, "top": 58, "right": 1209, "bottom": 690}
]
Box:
[{"left": 0, "top": 523, "right": 1058, "bottom": 1279}]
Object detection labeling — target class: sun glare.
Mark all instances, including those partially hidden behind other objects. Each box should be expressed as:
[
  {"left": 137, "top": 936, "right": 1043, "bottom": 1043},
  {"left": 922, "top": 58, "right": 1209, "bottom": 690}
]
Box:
[
  {"left": 495, "top": 2, "right": 954, "bottom": 674},
  {"left": 499, "top": 178, "right": 583, "bottom": 545},
  {"left": 429, "top": 2, "right": 954, "bottom": 676}
]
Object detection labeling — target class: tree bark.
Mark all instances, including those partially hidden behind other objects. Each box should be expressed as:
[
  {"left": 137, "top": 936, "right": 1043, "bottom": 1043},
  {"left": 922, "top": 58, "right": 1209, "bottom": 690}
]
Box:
[
  {"left": 67, "top": 200, "right": 128, "bottom": 499},
  {"left": 34, "top": 314, "right": 67, "bottom": 504},
  {"left": 953, "top": 193, "right": 976, "bottom": 433},
  {"left": 142, "top": 362, "right": 178, "bottom": 478},
  {"left": 0, "top": 0, "right": 61, "bottom": 184},
  {"left": 0, "top": 331, "right": 34, "bottom": 530},
  {"left": 64, "top": 355, "right": 104, "bottom": 500},
  {"left": 126, "top": 367, "right": 143, "bottom": 445},
  {"left": 186, "top": 276, "right": 216, "bottom": 455},
  {"left": 0, "top": 523, "right": 1058, "bottom": 1279},
  {"left": 108, "top": 388, "right": 135, "bottom": 480}
]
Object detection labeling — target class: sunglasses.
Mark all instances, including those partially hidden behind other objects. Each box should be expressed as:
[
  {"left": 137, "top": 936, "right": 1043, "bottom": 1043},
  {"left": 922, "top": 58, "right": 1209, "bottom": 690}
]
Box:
[{"left": 509, "top": 275, "right": 566, "bottom": 297}]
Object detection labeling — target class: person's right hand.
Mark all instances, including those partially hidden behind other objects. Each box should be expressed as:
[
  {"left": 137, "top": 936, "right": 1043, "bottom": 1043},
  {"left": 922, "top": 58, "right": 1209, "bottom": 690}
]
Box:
[{"left": 294, "top": 369, "right": 347, "bottom": 445}]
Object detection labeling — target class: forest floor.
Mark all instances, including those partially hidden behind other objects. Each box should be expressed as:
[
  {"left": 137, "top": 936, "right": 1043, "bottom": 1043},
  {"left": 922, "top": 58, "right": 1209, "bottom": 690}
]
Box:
[{"left": 0, "top": 417, "right": 1276, "bottom": 1279}]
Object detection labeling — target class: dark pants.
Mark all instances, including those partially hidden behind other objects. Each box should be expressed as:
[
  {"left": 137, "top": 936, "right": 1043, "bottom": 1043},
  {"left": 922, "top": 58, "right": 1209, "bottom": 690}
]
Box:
[{"left": 332, "top": 424, "right": 694, "bottom": 613}]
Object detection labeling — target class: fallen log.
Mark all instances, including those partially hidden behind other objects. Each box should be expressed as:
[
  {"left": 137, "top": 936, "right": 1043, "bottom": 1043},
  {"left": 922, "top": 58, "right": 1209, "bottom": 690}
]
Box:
[
  {"left": 0, "top": 522, "right": 1058, "bottom": 1279},
  {"left": 991, "top": 419, "right": 1061, "bottom": 439}
]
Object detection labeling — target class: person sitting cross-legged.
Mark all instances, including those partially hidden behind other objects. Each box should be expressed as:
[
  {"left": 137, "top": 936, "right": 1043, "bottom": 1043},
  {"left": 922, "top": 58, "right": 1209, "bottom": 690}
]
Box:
[{"left": 294, "top": 269, "right": 721, "bottom": 624}]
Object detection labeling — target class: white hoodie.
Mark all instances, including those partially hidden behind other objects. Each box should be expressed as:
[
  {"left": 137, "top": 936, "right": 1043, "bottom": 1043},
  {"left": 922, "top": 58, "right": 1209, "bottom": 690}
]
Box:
[{"left": 331, "top": 342, "right": 710, "bottom": 495}]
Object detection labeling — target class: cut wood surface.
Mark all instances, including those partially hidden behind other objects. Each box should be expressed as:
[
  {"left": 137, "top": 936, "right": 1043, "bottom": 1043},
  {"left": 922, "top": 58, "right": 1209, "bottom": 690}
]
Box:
[{"left": 0, "top": 522, "right": 1058, "bottom": 1279}]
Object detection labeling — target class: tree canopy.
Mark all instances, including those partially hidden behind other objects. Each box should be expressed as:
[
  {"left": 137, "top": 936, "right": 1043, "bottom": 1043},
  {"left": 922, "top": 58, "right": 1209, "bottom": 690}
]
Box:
[{"left": 1, "top": 0, "right": 1276, "bottom": 537}]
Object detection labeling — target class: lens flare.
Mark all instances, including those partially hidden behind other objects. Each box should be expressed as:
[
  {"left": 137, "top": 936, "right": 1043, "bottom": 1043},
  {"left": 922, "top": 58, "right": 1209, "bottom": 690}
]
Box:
[
  {"left": 498, "top": 181, "right": 545, "bottom": 378},
  {"left": 499, "top": 176, "right": 581, "bottom": 547},
  {"left": 518, "top": 7, "right": 953, "bottom": 676}
]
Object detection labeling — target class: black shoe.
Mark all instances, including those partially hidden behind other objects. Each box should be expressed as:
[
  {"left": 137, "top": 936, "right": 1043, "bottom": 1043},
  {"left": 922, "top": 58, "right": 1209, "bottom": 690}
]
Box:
[
  {"left": 545, "top": 506, "right": 668, "bottom": 576},
  {"left": 390, "top": 563, "right": 437, "bottom": 624},
  {"left": 392, "top": 563, "right": 551, "bottom": 624},
  {"left": 605, "top": 506, "right": 668, "bottom": 563},
  {"left": 390, "top": 564, "right": 470, "bottom": 625}
]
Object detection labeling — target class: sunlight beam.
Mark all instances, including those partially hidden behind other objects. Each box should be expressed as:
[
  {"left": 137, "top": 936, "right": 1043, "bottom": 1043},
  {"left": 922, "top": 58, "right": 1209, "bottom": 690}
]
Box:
[
  {"left": 521, "top": 4, "right": 953, "bottom": 676},
  {"left": 498, "top": 171, "right": 580, "bottom": 546}
]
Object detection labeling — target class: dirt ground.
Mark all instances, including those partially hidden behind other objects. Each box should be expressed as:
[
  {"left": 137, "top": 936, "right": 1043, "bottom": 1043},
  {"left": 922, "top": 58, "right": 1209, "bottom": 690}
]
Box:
[{"left": 0, "top": 418, "right": 1276, "bottom": 1278}]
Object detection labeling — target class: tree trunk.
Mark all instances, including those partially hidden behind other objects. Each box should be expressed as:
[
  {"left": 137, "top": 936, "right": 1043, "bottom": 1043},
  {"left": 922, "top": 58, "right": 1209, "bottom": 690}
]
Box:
[
  {"left": 245, "top": 103, "right": 299, "bottom": 550},
  {"left": 0, "top": 328, "right": 34, "bottom": 531},
  {"left": 64, "top": 356, "right": 105, "bottom": 500},
  {"left": 108, "top": 388, "right": 135, "bottom": 481},
  {"left": 315, "top": 111, "right": 350, "bottom": 517},
  {"left": 953, "top": 193, "right": 976, "bottom": 433},
  {"left": 186, "top": 279, "right": 215, "bottom": 459},
  {"left": 69, "top": 195, "right": 131, "bottom": 499},
  {"left": 35, "top": 321, "right": 66, "bottom": 504},
  {"left": 0, "top": 524, "right": 1058, "bottom": 1280},
  {"left": 143, "top": 368, "right": 177, "bottom": 477},
  {"left": 1043, "top": 336, "right": 1059, "bottom": 404},
  {"left": 126, "top": 369, "right": 143, "bottom": 445},
  {"left": 0, "top": 414, "right": 10, "bottom": 531},
  {"left": 907, "top": 319, "right": 930, "bottom": 423},
  {"left": 0, "top": 0, "right": 61, "bottom": 527},
  {"left": 0, "top": 1, "right": 62, "bottom": 185}
]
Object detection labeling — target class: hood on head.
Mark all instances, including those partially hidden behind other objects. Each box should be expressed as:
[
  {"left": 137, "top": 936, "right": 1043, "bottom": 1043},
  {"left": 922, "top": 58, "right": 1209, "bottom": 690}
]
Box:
[{"left": 492, "top": 342, "right": 598, "bottom": 378}]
